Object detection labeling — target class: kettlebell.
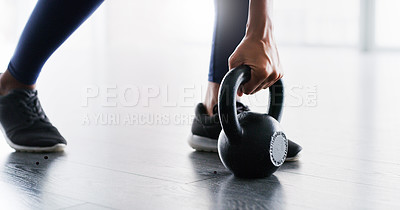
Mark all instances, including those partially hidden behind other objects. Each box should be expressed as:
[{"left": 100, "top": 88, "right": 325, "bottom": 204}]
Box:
[{"left": 218, "top": 65, "right": 288, "bottom": 178}]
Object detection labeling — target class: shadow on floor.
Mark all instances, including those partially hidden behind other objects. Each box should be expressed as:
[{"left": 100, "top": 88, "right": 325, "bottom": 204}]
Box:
[
  {"left": 188, "top": 151, "right": 286, "bottom": 209},
  {"left": 1, "top": 152, "right": 65, "bottom": 209}
]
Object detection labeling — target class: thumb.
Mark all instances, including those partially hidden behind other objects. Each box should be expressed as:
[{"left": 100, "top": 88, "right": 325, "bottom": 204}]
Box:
[
  {"left": 228, "top": 53, "right": 243, "bottom": 70},
  {"left": 242, "top": 69, "right": 264, "bottom": 95}
]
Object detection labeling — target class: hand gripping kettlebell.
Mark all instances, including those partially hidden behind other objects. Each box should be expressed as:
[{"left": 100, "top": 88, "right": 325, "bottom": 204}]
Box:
[{"left": 218, "top": 65, "right": 288, "bottom": 178}]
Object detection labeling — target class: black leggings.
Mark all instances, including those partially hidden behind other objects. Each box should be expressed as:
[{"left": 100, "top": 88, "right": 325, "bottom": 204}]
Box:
[{"left": 8, "top": 0, "right": 248, "bottom": 85}]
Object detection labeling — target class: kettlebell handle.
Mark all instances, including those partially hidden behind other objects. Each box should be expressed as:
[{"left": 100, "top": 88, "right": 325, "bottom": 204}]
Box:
[{"left": 218, "top": 65, "right": 284, "bottom": 143}]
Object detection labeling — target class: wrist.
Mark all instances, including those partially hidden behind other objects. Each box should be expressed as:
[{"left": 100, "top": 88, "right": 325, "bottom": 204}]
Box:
[{"left": 245, "top": 18, "right": 272, "bottom": 43}]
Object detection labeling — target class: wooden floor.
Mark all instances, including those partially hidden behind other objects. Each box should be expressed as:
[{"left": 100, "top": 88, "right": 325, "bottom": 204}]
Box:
[{"left": 1, "top": 2, "right": 400, "bottom": 209}]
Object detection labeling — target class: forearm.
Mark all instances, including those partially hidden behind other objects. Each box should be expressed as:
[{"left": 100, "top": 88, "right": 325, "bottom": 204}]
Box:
[
  {"left": 245, "top": 0, "right": 273, "bottom": 41},
  {"left": 229, "top": 0, "right": 282, "bottom": 95}
]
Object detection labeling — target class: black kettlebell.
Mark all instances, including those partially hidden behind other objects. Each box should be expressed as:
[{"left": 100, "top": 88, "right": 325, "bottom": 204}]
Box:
[{"left": 218, "top": 65, "right": 288, "bottom": 178}]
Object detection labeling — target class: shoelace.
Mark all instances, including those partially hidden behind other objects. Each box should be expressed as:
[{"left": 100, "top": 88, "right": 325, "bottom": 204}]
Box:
[
  {"left": 236, "top": 103, "right": 250, "bottom": 114},
  {"left": 212, "top": 102, "right": 250, "bottom": 115},
  {"left": 17, "top": 91, "right": 47, "bottom": 123}
]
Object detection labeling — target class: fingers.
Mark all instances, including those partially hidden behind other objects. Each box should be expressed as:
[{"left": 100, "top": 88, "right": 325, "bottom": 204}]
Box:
[
  {"left": 261, "top": 70, "right": 283, "bottom": 90},
  {"left": 250, "top": 79, "right": 270, "bottom": 95},
  {"left": 241, "top": 69, "right": 266, "bottom": 94},
  {"left": 247, "top": 68, "right": 283, "bottom": 95},
  {"left": 227, "top": 38, "right": 283, "bottom": 96}
]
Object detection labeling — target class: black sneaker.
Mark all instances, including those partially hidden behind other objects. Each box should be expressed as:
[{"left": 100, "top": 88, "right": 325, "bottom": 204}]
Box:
[
  {"left": 0, "top": 89, "right": 66, "bottom": 152},
  {"left": 188, "top": 102, "right": 302, "bottom": 161}
]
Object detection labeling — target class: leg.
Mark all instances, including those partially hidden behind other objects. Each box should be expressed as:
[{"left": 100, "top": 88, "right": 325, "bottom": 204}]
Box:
[
  {"left": 0, "top": 0, "right": 103, "bottom": 152},
  {"left": 204, "top": 0, "right": 249, "bottom": 115},
  {"left": 188, "top": 0, "right": 250, "bottom": 152},
  {"left": 0, "top": 0, "right": 103, "bottom": 94}
]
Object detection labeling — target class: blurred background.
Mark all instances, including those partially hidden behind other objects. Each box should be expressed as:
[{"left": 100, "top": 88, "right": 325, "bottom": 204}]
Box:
[
  {"left": 1, "top": 0, "right": 399, "bottom": 53},
  {"left": 275, "top": 0, "right": 399, "bottom": 50}
]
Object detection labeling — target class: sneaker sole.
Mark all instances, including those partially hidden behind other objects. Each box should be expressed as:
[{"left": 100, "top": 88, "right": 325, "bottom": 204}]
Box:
[
  {"left": 0, "top": 124, "right": 66, "bottom": 153},
  {"left": 187, "top": 134, "right": 218, "bottom": 152},
  {"left": 285, "top": 153, "right": 301, "bottom": 162},
  {"left": 188, "top": 134, "right": 301, "bottom": 162}
]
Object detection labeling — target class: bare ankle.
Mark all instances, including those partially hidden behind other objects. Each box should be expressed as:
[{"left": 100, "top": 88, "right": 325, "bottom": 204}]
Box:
[
  {"left": 204, "top": 82, "right": 220, "bottom": 116},
  {"left": 0, "top": 70, "right": 35, "bottom": 95}
]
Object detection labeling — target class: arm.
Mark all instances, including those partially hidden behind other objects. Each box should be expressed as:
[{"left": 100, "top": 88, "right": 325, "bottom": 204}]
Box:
[{"left": 229, "top": 0, "right": 282, "bottom": 96}]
